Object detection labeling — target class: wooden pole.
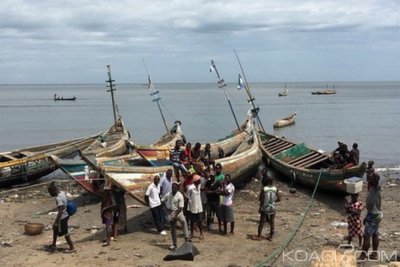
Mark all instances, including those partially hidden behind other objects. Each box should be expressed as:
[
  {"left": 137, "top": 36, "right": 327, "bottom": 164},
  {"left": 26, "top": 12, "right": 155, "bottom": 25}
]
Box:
[{"left": 106, "top": 65, "right": 118, "bottom": 126}]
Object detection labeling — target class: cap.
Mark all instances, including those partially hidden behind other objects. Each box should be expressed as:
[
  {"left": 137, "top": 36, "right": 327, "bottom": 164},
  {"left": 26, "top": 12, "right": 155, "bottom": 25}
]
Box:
[
  {"left": 104, "top": 185, "right": 111, "bottom": 190},
  {"left": 172, "top": 181, "right": 180, "bottom": 186},
  {"left": 192, "top": 174, "right": 201, "bottom": 182}
]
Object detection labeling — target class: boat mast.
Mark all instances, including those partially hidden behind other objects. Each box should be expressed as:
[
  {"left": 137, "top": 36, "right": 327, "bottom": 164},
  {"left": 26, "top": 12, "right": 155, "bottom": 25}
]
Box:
[
  {"left": 234, "top": 49, "right": 265, "bottom": 132},
  {"left": 106, "top": 65, "right": 118, "bottom": 126},
  {"left": 210, "top": 59, "right": 241, "bottom": 132},
  {"left": 143, "top": 60, "right": 170, "bottom": 135}
]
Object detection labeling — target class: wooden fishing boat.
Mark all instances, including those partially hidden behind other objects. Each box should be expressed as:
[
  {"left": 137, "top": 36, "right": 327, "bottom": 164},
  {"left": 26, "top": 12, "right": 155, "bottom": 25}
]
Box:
[
  {"left": 273, "top": 112, "right": 296, "bottom": 128},
  {"left": 102, "top": 123, "right": 262, "bottom": 204},
  {"left": 258, "top": 131, "right": 366, "bottom": 193},
  {"left": 54, "top": 94, "right": 77, "bottom": 101},
  {"left": 311, "top": 89, "right": 336, "bottom": 95},
  {"left": 0, "top": 134, "right": 101, "bottom": 186},
  {"left": 51, "top": 121, "right": 183, "bottom": 196}
]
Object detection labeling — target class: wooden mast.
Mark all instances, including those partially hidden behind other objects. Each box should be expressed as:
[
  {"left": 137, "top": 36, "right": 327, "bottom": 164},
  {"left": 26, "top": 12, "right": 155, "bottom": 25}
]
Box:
[{"left": 106, "top": 65, "right": 118, "bottom": 126}]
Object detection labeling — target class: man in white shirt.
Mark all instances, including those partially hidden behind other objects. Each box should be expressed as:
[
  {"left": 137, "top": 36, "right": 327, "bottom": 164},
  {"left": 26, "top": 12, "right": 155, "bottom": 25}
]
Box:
[
  {"left": 219, "top": 174, "right": 235, "bottom": 235},
  {"left": 145, "top": 175, "right": 166, "bottom": 236},
  {"left": 186, "top": 174, "right": 204, "bottom": 240},
  {"left": 161, "top": 182, "right": 189, "bottom": 250}
]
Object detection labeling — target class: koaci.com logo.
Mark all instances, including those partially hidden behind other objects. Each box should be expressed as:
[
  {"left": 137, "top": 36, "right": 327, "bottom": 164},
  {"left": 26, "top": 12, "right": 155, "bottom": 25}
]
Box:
[{"left": 282, "top": 244, "right": 398, "bottom": 263}]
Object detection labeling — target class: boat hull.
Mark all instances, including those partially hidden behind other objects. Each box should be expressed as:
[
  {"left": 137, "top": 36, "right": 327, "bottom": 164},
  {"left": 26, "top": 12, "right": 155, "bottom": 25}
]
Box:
[{"left": 259, "top": 131, "right": 366, "bottom": 193}]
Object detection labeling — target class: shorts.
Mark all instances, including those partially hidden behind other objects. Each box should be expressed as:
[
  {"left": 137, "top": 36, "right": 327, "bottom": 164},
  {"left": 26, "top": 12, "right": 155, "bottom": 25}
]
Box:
[
  {"left": 56, "top": 217, "right": 69, "bottom": 237},
  {"left": 219, "top": 205, "right": 234, "bottom": 223},
  {"left": 189, "top": 211, "right": 203, "bottom": 223},
  {"left": 207, "top": 202, "right": 220, "bottom": 218},
  {"left": 363, "top": 213, "right": 382, "bottom": 237}
]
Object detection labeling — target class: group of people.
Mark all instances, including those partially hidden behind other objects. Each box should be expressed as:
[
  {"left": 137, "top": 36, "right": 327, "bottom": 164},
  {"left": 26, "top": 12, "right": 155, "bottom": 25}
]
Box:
[
  {"left": 332, "top": 141, "right": 360, "bottom": 168},
  {"left": 345, "top": 160, "right": 383, "bottom": 261},
  {"left": 144, "top": 161, "right": 236, "bottom": 250}
]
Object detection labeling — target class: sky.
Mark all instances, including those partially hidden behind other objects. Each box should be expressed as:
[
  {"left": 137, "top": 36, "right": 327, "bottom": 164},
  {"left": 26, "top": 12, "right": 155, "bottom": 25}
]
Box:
[{"left": 1, "top": 0, "right": 400, "bottom": 84}]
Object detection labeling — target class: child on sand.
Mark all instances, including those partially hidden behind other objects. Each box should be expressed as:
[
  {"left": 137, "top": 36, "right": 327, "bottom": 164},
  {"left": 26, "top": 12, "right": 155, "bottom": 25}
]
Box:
[
  {"left": 345, "top": 193, "right": 363, "bottom": 248},
  {"left": 101, "top": 185, "right": 116, "bottom": 246}
]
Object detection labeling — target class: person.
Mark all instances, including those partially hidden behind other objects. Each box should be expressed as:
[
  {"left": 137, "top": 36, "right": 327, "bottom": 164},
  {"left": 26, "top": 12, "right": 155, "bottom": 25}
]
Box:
[
  {"left": 161, "top": 182, "right": 189, "bottom": 250},
  {"left": 160, "top": 169, "right": 174, "bottom": 225},
  {"left": 101, "top": 185, "right": 116, "bottom": 246},
  {"left": 170, "top": 140, "right": 187, "bottom": 182},
  {"left": 214, "top": 163, "right": 224, "bottom": 183},
  {"left": 145, "top": 175, "right": 166, "bottom": 236},
  {"left": 345, "top": 193, "right": 363, "bottom": 247},
  {"left": 350, "top": 143, "right": 360, "bottom": 165},
  {"left": 160, "top": 169, "right": 173, "bottom": 198},
  {"left": 359, "top": 172, "right": 382, "bottom": 261},
  {"left": 111, "top": 184, "right": 128, "bottom": 240},
  {"left": 254, "top": 174, "right": 281, "bottom": 241},
  {"left": 191, "top": 142, "right": 205, "bottom": 172},
  {"left": 181, "top": 142, "right": 192, "bottom": 168},
  {"left": 366, "top": 160, "right": 375, "bottom": 191},
  {"left": 47, "top": 182, "right": 76, "bottom": 253},
  {"left": 205, "top": 173, "right": 221, "bottom": 231},
  {"left": 218, "top": 174, "right": 235, "bottom": 235},
  {"left": 201, "top": 143, "right": 215, "bottom": 171},
  {"left": 186, "top": 174, "right": 204, "bottom": 240}
]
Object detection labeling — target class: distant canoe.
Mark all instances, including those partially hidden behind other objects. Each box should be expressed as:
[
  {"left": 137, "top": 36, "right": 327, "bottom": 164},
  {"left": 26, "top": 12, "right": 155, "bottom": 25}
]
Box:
[
  {"left": 273, "top": 112, "right": 296, "bottom": 128},
  {"left": 54, "top": 94, "right": 77, "bottom": 101},
  {"left": 311, "top": 89, "right": 336, "bottom": 95}
]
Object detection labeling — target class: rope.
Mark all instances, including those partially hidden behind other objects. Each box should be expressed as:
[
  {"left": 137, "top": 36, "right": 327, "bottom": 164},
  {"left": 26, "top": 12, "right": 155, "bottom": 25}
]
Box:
[
  {"left": 255, "top": 171, "right": 323, "bottom": 267},
  {"left": 160, "top": 100, "right": 177, "bottom": 122}
]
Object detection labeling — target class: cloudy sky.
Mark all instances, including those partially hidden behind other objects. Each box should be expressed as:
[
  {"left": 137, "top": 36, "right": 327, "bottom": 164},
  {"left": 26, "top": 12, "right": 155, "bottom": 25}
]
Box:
[{"left": 1, "top": 0, "right": 399, "bottom": 83}]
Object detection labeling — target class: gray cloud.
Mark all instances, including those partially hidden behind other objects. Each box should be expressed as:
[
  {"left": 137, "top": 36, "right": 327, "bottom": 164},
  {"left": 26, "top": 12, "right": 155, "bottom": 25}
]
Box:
[{"left": 0, "top": 0, "right": 400, "bottom": 83}]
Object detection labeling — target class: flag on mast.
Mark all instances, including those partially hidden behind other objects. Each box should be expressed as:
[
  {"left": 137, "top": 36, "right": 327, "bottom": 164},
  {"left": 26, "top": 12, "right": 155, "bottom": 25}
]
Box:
[{"left": 237, "top": 73, "right": 244, "bottom": 90}]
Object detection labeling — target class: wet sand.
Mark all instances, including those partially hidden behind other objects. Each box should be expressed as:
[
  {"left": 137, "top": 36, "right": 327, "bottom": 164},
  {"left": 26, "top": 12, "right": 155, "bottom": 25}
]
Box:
[{"left": 0, "top": 169, "right": 399, "bottom": 267}]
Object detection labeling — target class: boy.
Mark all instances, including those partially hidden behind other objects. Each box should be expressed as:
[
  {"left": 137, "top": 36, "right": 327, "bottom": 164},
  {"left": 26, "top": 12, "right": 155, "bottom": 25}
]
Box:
[{"left": 47, "top": 182, "right": 75, "bottom": 253}]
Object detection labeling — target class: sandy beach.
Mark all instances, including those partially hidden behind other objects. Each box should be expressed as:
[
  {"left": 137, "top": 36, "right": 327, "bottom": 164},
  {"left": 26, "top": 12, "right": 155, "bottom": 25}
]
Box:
[{"left": 0, "top": 169, "right": 399, "bottom": 267}]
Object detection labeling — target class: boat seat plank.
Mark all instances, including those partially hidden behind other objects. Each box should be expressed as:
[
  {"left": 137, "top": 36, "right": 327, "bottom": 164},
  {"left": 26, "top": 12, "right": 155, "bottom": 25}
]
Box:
[
  {"left": 300, "top": 156, "right": 330, "bottom": 168},
  {"left": 296, "top": 155, "right": 329, "bottom": 168},
  {"left": 287, "top": 151, "right": 318, "bottom": 164},
  {"left": 0, "top": 154, "right": 19, "bottom": 160},
  {"left": 266, "top": 140, "right": 291, "bottom": 150},
  {"left": 290, "top": 153, "right": 323, "bottom": 167},
  {"left": 270, "top": 144, "right": 295, "bottom": 155}
]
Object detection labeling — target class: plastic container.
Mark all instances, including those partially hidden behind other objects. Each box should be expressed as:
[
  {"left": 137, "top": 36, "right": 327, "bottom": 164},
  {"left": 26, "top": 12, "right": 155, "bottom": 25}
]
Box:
[{"left": 344, "top": 177, "right": 363, "bottom": 194}]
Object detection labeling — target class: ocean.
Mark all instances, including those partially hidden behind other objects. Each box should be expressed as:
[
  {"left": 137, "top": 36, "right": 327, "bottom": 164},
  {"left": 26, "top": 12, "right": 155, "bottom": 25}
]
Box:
[{"left": 0, "top": 81, "right": 399, "bottom": 169}]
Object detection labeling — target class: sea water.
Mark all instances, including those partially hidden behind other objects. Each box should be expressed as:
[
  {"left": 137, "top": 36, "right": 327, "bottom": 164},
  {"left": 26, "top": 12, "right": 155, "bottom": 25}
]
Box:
[{"left": 0, "top": 81, "right": 399, "bottom": 169}]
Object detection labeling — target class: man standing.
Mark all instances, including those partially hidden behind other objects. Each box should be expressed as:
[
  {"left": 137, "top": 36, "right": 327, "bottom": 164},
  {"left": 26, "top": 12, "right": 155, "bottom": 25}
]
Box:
[
  {"left": 160, "top": 169, "right": 173, "bottom": 198},
  {"left": 186, "top": 174, "right": 204, "bottom": 240},
  {"left": 47, "top": 182, "right": 76, "bottom": 253},
  {"left": 161, "top": 182, "right": 189, "bottom": 250},
  {"left": 359, "top": 172, "right": 382, "bottom": 261},
  {"left": 219, "top": 174, "right": 235, "bottom": 235},
  {"left": 350, "top": 143, "right": 360, "bottom": 165},
  {"left": 145, "top": 175, "right": 166, "bottom": 236},
  {"left": 255, "top": 174, "right": 281, "bottom": 241}
]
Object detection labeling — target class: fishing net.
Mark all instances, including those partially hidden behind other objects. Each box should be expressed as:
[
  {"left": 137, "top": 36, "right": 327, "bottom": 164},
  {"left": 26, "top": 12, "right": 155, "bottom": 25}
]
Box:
[{"left": 274, "top": 143, "right": 310, "bottom": 162}]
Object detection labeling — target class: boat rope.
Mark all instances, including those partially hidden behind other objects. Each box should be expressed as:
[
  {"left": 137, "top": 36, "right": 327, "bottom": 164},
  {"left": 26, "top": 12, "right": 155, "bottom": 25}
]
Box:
[
  {"left": 255, "top": 171, "right": 322, "bottom": 267},
  {"left": 159, "top": 100, "right": 177, "bottom": 122}
]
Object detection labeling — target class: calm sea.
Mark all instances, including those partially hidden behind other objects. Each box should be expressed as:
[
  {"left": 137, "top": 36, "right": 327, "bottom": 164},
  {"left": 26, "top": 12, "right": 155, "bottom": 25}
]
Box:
[{"left": 0, "top": 81, "right": 399, "bottom": 169}]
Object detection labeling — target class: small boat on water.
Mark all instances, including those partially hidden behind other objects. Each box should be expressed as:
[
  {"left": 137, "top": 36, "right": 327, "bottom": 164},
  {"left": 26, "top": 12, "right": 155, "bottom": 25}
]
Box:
[
  {"left": 258, "top": 131, "right": 366, "bottom": 193},
  {"left": 311, "top": 89, "right": 336, "bottom": 95},
  {"left": 54, "top": 94, "right": 77, "bottom": 101},
  {"left": 102, "top": 122, "right": 262, "bottom": 204},
  {"left": 0, "top": 134, "right": 101, "bottom": 187},
  {"left": 273, "top": 112, "right": 296, "bottom": 128},
  {"left": 278, "top": 84, "right": 288, "bottom": 97}
]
